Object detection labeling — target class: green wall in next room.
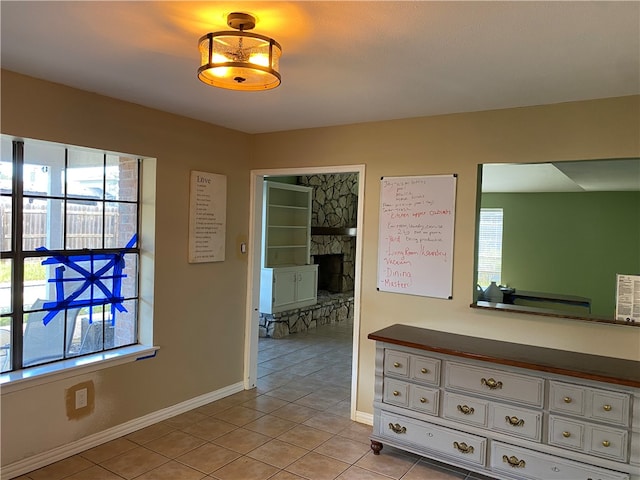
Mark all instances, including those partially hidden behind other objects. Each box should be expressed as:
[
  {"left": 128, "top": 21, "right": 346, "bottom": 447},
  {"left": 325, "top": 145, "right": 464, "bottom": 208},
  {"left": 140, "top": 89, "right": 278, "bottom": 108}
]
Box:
[{"left": 481, "top": 191, "right": 640, "bottom": 317}]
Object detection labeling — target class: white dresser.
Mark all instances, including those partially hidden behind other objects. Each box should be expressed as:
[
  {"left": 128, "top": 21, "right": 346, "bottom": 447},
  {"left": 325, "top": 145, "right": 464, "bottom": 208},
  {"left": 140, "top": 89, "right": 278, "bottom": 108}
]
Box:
[{"left": 369, "top": 325, "right": 640, "bottom": 480}]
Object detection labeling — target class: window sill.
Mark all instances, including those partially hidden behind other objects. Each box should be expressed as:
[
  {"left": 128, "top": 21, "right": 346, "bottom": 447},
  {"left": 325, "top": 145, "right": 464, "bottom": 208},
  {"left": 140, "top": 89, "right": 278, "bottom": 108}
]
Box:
[{"left": 0, "top": 345, "right": 159, "bottom": 394}]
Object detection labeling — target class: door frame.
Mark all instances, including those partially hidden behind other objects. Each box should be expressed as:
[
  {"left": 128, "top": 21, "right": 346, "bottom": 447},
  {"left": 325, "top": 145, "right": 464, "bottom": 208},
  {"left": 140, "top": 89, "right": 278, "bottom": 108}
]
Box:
[{"left": 243, "top": 164, "right": 366, "bottom": 420}]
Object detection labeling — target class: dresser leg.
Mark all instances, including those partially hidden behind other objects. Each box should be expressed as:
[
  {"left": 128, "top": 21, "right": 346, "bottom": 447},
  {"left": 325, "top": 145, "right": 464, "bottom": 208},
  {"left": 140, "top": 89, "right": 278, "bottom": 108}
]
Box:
[{"left": 370, "top": 440, "right": 383, "bottom": 455}]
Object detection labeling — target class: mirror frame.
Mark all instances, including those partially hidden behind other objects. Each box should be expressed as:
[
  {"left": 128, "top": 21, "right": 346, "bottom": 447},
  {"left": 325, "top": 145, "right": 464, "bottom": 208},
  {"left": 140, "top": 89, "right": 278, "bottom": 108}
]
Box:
[{"left": 470, "top": 161, "right": 640, "bottom": 328}]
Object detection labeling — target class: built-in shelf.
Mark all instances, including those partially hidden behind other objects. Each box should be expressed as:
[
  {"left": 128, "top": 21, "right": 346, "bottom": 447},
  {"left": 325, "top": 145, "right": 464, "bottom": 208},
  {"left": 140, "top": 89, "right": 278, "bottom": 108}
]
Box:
[
  {"left": 269, "top": 225, "right": 308, "bottom": 229},
  {"left": 270, "top": 204, "right": 308, "bottom": 210},
  {"left": 261, "top": 181, "right": 317, "bottom": 314}
]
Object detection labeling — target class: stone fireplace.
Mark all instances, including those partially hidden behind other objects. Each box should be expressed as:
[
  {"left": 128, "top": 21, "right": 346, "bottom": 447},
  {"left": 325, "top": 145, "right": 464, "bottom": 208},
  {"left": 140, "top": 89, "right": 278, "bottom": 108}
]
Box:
[{"left": 305, "top": 172, "right": 358, "bottom": 295}]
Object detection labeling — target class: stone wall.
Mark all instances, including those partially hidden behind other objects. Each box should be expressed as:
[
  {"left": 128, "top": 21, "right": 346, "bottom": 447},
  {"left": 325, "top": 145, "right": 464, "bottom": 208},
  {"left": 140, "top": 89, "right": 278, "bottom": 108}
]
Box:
[
  {"left": 299, "top": 173, "right": 358, "bottom": 293},
  {"left": 299, "top": 173, "right": 358, "bottom": 229},
  {"left": 259, "top": 291, "right": 354, "bottom": 338}
]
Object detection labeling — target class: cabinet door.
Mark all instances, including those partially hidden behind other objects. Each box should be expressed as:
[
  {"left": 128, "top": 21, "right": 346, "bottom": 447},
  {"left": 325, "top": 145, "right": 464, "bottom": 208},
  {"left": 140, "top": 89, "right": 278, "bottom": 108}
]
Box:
[
  {"left": 273, "top": 270, "right": 297, "bottom": 308},
  {"left": 296, "top": 267, "right": 317, "bottom": 304}
]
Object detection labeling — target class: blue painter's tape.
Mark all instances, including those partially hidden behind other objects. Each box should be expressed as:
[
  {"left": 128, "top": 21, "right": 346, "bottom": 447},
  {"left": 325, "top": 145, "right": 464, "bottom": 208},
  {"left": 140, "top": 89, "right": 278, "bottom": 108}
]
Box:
[
  {"left": 136, "top": 350, "right": 157, "bottom": 361},
  {"left": 37, "top": 234, "right": 137, "bottom": 326}
]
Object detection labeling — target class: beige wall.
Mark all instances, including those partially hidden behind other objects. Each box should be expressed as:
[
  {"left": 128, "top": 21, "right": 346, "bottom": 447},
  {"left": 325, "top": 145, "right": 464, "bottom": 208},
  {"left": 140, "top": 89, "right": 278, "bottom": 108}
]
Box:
[
  {"left": 1, "top": 69, "right": 639, "bottom": 468},
  {"left": 1, "top": 70, "right": 252, "bottom": 466},
  {"left": 249, "top": 96, "right": 640, "bottom": 414}
]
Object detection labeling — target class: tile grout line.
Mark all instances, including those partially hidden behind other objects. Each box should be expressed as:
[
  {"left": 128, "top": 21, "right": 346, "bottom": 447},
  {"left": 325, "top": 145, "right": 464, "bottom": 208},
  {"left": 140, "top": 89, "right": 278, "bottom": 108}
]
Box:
[{"left": 18, "top": 320, "right": 483, "bottom": 480}]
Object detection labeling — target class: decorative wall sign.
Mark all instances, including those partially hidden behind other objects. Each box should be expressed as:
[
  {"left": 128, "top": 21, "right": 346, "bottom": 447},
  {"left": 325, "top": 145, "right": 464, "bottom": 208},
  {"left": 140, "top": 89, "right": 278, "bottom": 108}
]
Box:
[
  {"left": 377, "top": 174, "right": 457, "bottom": 298},
  {"left": 189, "top": 171, "right": 226, "bottom": 263}
]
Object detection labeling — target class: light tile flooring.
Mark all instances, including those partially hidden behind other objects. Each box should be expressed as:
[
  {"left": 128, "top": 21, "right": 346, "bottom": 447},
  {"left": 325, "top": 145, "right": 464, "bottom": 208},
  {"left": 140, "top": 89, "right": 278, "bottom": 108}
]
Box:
[{"left": 17, "top": 320, "right": 493, "bottom": 480}]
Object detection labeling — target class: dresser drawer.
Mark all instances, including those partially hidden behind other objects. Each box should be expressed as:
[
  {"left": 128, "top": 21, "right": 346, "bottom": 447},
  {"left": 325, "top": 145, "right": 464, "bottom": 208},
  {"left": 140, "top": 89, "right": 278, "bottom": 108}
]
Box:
[
  {"left": 383, "top": 378, "right": 409, "bottom": 407},
  {"left": 409, "top": 385, "right": 439, "bottom": 415},
  {"left": 489, "top": 403, "right": 542, "bottom": 442},
  {"left": 384, "top": 350, "right": 409, "bottom": 377},
  {"left": 548, "top": 415, "right": 629, "bottom": 462},
  {"left": 549, "top": 381, "right": 587, "bottom": 416},
  {"left": 410, "top": 356, "right": 441, "bottom": 385},
  {"left": 445, "top": 362, "right": 544, "bottom": 407},
  {"left": 379, "top": 410, "right": 487, "bottom": 467},
  {"left": 549, "top": 415, "right": 586, "bottom": 451},
  {"left": 550, "top": 381, "right": 631, "bottom": 426},
  {"left": 490, "top": 442, "right": 629, "bottom": 480},
  {"left": 589, "top": 425, "right": 628, "bottom": 462},
  {"left": 590, "top": 391, "right": 631, "bottom": 426},
  {"left": 442, "top": 392, "right": 488, "bottom": 428}
]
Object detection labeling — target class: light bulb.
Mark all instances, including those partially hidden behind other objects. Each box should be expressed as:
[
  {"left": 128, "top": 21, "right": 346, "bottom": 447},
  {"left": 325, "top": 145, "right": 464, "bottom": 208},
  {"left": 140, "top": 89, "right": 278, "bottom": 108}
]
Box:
[{"left": 249, "top": 53, "right": 270, "bottom": 67}]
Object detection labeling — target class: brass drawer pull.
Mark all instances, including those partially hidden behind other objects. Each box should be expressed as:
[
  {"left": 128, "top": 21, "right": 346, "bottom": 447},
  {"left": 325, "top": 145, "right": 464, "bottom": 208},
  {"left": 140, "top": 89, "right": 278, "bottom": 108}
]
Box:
[
  {"left": 393, "top": 362, "right": 401, "bottom": 368},
  {"left": 562, "top": 431, "right": 571, "bottom": 438},
  {"left": 392, "top": 390, "right": 400, "bottom": 397},
  {"left": 603, "top": 404, "right": 612, "bottom": 412},
  {"left": 388, "top": 423, "right": 406, "bottom": 434},
  {"left": 457, "top": 404, "right": 475, "bottom": 415},
  {"left": 563, "top": 396, "right": 572, "bottom": 403},
  {"left": 602, "top": 440, "right": 611, "bottom": 447},
  {"left": 481, "top": 377, "right": 503, "bottom": 390},
  {"left": 503, "top": 455, "right": 526, "bottom": 468},
  {"left": 420, "top": 397, "right": 428, "bottom": 404},
  {"left": 420, "top": 367, "right": 429, "bottom": 374},
  {"left": 505, "top": 415, "right": 525, "bottom": 427},
  {"left": 453, "top": 442, "right": 474, "bottom": 454}
]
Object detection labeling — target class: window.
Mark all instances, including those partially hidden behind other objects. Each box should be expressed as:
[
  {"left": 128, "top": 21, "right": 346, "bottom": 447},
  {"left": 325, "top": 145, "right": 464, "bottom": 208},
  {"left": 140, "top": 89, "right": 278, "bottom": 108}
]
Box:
[
  {"left": 0, "top": 136, "right": 142, "bottom": 373},
  {"left": 477, "top": 208, "right": 503, "bottom": 288}
]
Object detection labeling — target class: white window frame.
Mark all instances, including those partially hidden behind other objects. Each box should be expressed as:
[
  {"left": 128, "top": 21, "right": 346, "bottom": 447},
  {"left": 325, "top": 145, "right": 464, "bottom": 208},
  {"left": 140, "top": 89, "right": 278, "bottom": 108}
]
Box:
[{"left": 477, "top": 207, "right": 503, "bottom": 288}]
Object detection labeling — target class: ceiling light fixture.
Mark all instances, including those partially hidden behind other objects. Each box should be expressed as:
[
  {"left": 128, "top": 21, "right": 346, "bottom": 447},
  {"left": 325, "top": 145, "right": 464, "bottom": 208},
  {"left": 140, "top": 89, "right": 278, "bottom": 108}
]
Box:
[{"left": 197, "top": 12, "right": 282, "bottom": 91}]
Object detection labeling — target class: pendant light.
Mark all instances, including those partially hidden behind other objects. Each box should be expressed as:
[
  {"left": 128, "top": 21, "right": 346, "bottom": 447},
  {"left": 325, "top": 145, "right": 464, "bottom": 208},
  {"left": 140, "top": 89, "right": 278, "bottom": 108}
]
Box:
[{"left": 197, "top": 12, "right": 282, "bottom": 91}]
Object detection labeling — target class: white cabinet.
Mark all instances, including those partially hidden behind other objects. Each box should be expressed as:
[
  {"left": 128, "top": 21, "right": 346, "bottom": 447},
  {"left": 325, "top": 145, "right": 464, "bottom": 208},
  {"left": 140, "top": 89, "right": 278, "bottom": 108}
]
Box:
[
  {"left": 260, "top": 182, "right": 317, "bottom": 313},
  {"left": 369, "top": 325, "right": 639, "bottom": 480},
  {"left": 260, "top": 265, "right": 318, "bottom": 314}
]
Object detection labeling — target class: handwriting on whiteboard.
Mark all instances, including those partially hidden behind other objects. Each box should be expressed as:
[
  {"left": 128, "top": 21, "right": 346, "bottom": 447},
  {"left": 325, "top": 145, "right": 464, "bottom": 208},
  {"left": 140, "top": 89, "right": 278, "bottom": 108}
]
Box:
[{"left": 377, "top": 175, "right": 456, "bottom": 298}]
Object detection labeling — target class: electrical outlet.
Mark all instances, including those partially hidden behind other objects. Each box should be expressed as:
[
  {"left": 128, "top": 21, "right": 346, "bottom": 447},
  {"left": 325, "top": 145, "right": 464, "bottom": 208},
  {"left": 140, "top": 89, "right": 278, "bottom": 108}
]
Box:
[{"left": 75, "top": 387, "right": 88, "bottom": 409}]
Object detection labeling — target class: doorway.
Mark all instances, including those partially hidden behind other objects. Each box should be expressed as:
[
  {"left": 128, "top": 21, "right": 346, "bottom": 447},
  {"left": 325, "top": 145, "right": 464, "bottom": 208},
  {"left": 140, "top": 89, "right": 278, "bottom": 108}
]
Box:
[{"left": 244, "top": 165, "right": 365, "bottom": 421}]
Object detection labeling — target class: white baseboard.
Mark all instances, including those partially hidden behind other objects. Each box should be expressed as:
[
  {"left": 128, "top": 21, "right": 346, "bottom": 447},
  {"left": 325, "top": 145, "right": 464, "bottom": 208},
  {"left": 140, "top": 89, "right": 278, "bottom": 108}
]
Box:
[
  {"left": 1, "top": 382, "right": 244, "bottom": 480},
  {"left": 355, "top": 410, "right": 373, "bottom": 426}
]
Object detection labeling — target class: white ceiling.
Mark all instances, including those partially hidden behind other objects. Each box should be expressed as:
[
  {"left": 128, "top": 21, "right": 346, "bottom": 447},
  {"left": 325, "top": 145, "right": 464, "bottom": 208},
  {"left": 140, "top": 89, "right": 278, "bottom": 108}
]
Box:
[
  {"left": 482, "top": 159, "right": 640, "bottom": 193},
  {"left": 1, "top": 1, "right": 639, "bottom": 135}
]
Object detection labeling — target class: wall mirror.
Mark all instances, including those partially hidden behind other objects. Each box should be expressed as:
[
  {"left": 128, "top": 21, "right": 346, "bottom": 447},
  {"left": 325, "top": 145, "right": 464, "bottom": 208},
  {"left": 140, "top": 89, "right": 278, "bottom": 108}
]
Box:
[{"left": 472, "top": 157, "right": 640, "bottom": 326}]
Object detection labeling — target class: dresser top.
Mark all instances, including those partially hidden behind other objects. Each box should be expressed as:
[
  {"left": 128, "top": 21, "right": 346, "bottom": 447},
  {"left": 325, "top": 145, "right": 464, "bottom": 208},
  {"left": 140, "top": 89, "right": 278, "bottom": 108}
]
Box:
[{"left": 368, "top": 324, "right": 640, "bottom": 388}]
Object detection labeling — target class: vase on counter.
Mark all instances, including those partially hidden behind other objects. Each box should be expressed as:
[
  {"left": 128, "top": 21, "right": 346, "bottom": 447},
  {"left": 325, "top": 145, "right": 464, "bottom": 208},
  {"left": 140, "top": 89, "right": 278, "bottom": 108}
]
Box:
[{"left": 484, "top": 281, "right": 503, "bottom": 303}]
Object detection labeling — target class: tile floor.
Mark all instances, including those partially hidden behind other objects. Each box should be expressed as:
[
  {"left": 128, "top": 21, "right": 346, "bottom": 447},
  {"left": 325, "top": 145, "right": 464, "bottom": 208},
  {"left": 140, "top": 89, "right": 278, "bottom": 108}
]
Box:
[{"left": 17, "top": 320, "right": 494, "bottom": 480}]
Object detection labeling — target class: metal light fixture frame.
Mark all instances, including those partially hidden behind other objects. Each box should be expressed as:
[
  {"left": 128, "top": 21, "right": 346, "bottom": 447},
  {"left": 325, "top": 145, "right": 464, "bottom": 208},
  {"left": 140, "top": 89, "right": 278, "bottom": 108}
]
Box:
[{"left": 197, "top": 12, "right": 282, "bottom": 91}]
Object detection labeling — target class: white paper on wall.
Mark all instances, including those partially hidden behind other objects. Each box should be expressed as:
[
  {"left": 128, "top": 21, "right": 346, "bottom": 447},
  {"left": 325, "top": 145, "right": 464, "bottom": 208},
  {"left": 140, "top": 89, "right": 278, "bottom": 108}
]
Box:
[{"left": 615, "top": 273, "right": 640, "bottom": 323}]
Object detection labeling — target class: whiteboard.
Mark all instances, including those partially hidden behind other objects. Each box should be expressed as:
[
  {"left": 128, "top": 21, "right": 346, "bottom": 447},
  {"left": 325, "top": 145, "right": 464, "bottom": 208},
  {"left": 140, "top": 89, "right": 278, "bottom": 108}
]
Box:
[
  {"left": 377, "top": 175, "right": 457, "bottom": 298},
  {"left": 188, "top": 171, "right": 227, "bottom": 263}
]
